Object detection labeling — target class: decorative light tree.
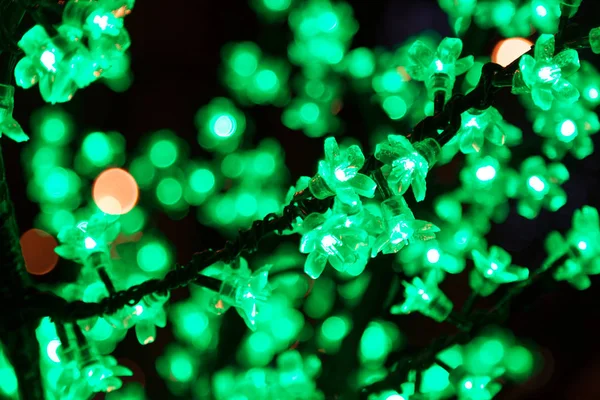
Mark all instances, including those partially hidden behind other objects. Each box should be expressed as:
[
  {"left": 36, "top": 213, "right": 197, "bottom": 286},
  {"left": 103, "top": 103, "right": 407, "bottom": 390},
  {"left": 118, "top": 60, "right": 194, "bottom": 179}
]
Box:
[{"left": 0, "top": 0, "right": 599, "bottom": 399}]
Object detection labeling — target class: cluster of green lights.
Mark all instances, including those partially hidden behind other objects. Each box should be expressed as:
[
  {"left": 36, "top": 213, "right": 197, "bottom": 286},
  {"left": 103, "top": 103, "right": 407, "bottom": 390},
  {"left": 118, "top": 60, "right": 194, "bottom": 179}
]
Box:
[
  {"left": 222, "top": 42, "right": 290, "bottom": 106},
  {"left": 15, "top": 0, "right": 135, "bottom": 103},
  {"left": 288, "top": 0, "right": 358, "bottom": 67}
]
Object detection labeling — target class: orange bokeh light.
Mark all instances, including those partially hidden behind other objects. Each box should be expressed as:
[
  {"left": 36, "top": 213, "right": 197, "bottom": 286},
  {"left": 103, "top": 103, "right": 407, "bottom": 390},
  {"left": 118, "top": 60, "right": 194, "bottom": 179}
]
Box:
[
  {"left": 21, "top": 229, "right": 59, "bottom": 275},
  {"left": 93, "top": 168, "right": 139, "bottom": 215},
  {"left": 492, "top": 37, "right": 533, "bottom": 67}
]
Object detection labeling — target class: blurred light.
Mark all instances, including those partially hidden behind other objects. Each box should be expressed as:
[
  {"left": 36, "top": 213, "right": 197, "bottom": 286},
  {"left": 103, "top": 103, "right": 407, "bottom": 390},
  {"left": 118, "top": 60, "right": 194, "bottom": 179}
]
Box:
[
  {"left": 321, "top": 315, "right": 349, "bottom": 342},
  {"left": 476, "top": 165, "right": 496, "bottom": 181},
  {"left": 82, "top": 132, "right": 113, "bottom": 166},
  {"left": 189, "top": 168, "right": 215, "bottom": 194},
  {"left": 426, "top": 249, "right": 440, "bottom": 263},
  {"left": 156, "top": 177, "right": 183, "bottom": 206},
  {"left": 46, "top": 339, "right": 61, "bottom": 363},
  {"left": 492, "top": 38, "right": 533, "bottom": 67},
  {"left": 535, "top": 5, "right": 547, "bottom": 17},
  {"left": 149, "top": 139, "right": 178, "bottom": 168},
  {"left": 528, "top": 176, "right": 546, "bottom": 192},
  {"left": 137, "top": 241, "right": 170, "bottom": 272},
  {"left": 382, "top": 96, "right": 407, "bottom": 120},
  {"left": 212, "top": 115, "right": 237, "bottom": 138},
  {"left": 559, "top": 120, "right": 576, "bottom": 137},
  {"left": 20, "top": 229, "right": 58, "bottom": 275},
  {"left": 93, "top": 168, "right": 139, "bottom": 215},
  {"left": 40, "top": 116, "right": 68, "bottom": 144},
  {"left": 263, "top": 0, "right": 291, "bottom": 11}
]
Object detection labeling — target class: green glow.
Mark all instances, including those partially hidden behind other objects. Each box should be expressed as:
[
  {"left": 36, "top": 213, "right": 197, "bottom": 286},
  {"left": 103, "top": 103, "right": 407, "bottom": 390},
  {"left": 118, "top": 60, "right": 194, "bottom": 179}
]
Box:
[
  {"left": 120, "top": 207, "right": 146, "bottom": 235},
  {"left": 43, "top": 167, "right": 73, "bottom": 201},
  {"left": 300, "top": 102, "right": 320, "bottom": 123},
  {"left": 381, "top": 70, "right": 403, "bottom": 92},
  {"left": 426, "top": 248, "right": 440, "bottom": 263},
  {"left": 264, "top": 0, "right": 291, "bottom": 11},
  {"left": 189, "top": 168, "right": 215, "bottom": 193},
  {"left": 171, "top": 356, "right": 193, "bottom": 382},
  {"left": 0, "top": 366, "right": 18, "bottom": 396},
  {"left": 559, "top": 120, "right": 577, "bottom": 137},
  {"left": 321, "top": 316, "right": 350, "bottom": 342},
  {"left": 156, "top": 177, "right": 183, "bottom": 205},
  {"left": 46, "top": 339, "right": 61, "bottom": 363},
  {"left": 211, "top": 114, "right": 237, "bottom": 138},
  {"left": 236, "top": 192, "right": 258, "bottom": 217},
  {"left": 129, "top": 157, "right": 156, "bottom": 189},
  {"left": 360, "top": 322, "right": 390, "bottom": 363},
  {"left": 346, "top": 47, "right": 375, "bottom": 79},
  {"left": 505, "top": 345, "right": 534, "bottom": 376},
  {"left": 382, "top": 96, "right": 407, "bottom": 120},
  {"left": 535, "top": 5, "right": 547, "bottom": 17},
  {"left": 247, "top": 331, "right": 273, "bottom": 353},
  {"left": 40, "top": 116, "right": 68, "bottom": 144},
  {"left": 528, "top": 175, "right": 546, "bottom": 192},
  {"left": 476, "top": 165, "right": 496, "bottom": 181},
  {"left": 137, "top": 241, "right": 169, "bottom": 272},
  {"left": 149, "top": 139, "right": 178, "bottom": 168},
  {"left": 232, "top": 50, "right": 259, "bottom": 77},
  {"left": 221, "top": 154, "right": 245, "bottom": 178},
  {"left": 420, "top": 364, "right": 449, "bottom": 392},
  {"left": 253, "top": 153, "right": 276, "bottom": 176},
  {"left": 82, "top": 132, "right": 112, "bottom": 166},
  {"left": 255, "top": 69, "right": 278, "bottom": 91},
  {"left": 588, "top": 87, "right": 599, "bottom": 99}
]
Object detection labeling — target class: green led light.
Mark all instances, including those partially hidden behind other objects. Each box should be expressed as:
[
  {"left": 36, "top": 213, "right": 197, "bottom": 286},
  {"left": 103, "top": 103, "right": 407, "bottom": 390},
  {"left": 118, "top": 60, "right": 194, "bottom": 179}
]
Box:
[
  {"left": 476, "top": 165, "right": 496, "bottom": 181},
  {"left": 263, "top": 0, "right": 292, "bottom": 11},
  {"left": 559, "top": 119, "right": 577, "bottom": 137},
  {"left": 321, "top": 315, "right": 350, "bottom": 342},
  {"left": 149, "top": 139, "right": 178, "bottom": 168},
  {"left": 82, "top": 132, "right": 113, "bottom": 166},
  {"left": 426, "top": 248, "right": 440, "bottom": 263},
  {"left": 211, "top": 114, "right": 237, "bottom": 138},
  {"left": 189, "top": 168, "right": 215, "bottom": 194},
  {"left": 505, "top": 345, "right": 534, "bottom": 376},
  {"left": 40, "top": 116, "right": 68, "bottom": 144},
  {"left": 137, "top": 241, "right": 170, "bottom": 272},
  {"left": 346, "top": 47, "right": 375, "bottom": 79},
  {"left": 300, "top": 102, "right": 320, "bottom": 123},
  {"left": 156, "top": 177, "right": 183, "bottom": 206},
  {"left": 221, "top": 153, "right": 245, "bottom": 178},
  {"left": 382, "top": 96, "right": 407, "bottom": 120}
]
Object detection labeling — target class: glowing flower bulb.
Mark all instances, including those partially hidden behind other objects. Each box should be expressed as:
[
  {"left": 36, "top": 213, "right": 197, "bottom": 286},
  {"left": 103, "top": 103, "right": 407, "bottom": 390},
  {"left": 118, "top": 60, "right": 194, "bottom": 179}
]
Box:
[
  {"left": 470, "top": 246, "right": 529, "bottom": 296},
  {"left": 406, "top": 37, "right": 474, "bottom": 102},
  {"left": 133, "top": 291, "right": 170, "bottom": 345},
  {"left": 300, "top": 210, "right": 371, "bottom": 278},
  {"left": 207, "top": 259, "right": 272, "bottom": 330},
  {"left": 375, "top": 135, "right": 440, "bottom": 201},
  {"left": 513, "top": 34, "right": 580, "bottom": 110},
  {"left": 308, "top": 137, "right": 376, "bottom": 209},
  {"left": 372, "top": 196, "right": 439, "bottom": 256},
  {"left": 391, "top": 273, "right": 453, "bottom": 322}
]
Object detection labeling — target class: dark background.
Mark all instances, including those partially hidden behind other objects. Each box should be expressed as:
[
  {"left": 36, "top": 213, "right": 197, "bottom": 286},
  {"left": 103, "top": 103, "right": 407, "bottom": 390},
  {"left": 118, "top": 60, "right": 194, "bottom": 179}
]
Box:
[{"left": 4, "top": 0, "right": 600, "bottom": 398}]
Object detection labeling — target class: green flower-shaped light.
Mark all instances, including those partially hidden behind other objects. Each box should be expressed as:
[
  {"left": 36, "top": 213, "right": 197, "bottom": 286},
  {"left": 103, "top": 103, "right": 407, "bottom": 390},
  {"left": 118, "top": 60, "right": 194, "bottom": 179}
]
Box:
[
  {"left": 391, "top": 273, "right": 453, "bottom": 322},
  {"left": 451, "top": 107, "right": 506, "bottom": 154},
  {"left": 407, "top": 37, "right": 474, "bottom": 102},
  {"left": 470, "top": 246, "right": 529, "bottom": 296},
  {"left": 591, "top": 26, "right": 600, "bottom": 54},
  {"left": 459, "top": 155, "right": 511, "bottom": 215},
  {"left": 15, "top": 25, "right": 99, "bottom": 104},
  {"left": 533, "top": 101, "right": 599, "bottom": 160},
  {"left": 300, "top": 211, "right": 371, "bottom": 278},
  {"left": 133, "top": 291, "right": 170, "bottom": 345},
  {"left": 57, "top": 353, "right": 132, "bottom": 399},
  {"left": 208, "top": 259, "right": 272, "bottom": 330},
  {"left": 375, "top": 135, "right": 440, "bottom": 201},
  {"left": 308, "top": 137, "right": 376, "bottom": 209},
  {"left": 545, "top": 206, "right": 600, "bottom": 290},
  {"left": 55, "top": 213, "right": 120, "bottom": 266},
  {"left": 513, "top": 34, "right": 580, "bottom": 111},
  {"left": 0, "top": 84, "right": 28, "bottom": 143},
  {"left": 510, "top": 156, "right": 569, "bottom": 219},
  {"left": 373, "top": 195, "right": 439, "bottom": 256}
]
